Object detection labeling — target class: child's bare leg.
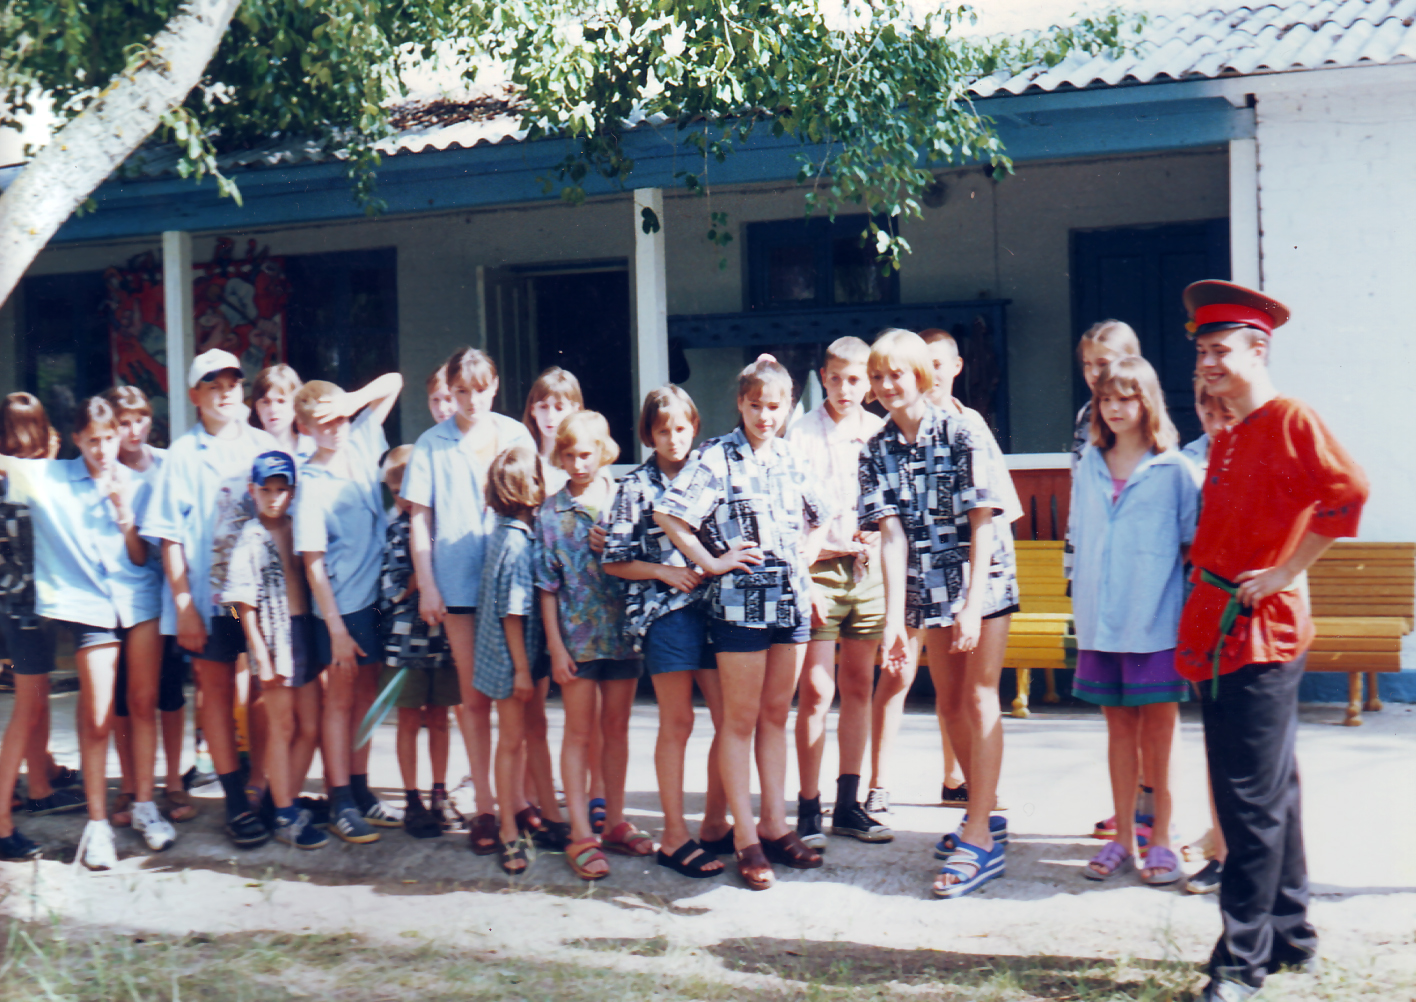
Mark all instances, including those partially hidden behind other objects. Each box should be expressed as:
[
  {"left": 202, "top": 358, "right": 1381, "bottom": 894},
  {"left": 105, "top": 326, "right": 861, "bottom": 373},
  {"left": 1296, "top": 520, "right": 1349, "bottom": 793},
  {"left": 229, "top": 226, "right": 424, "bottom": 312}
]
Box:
[
  {"left": 396, "top": 708, "right": 422, "bottom": 792},
  {"left": 588, "top": 687, "right": 606, "bottom": 805},
  {"left": 560, "top": 676, "right": 607, "bottom": 875},
  {"left": 289, "top": 682, "right": 322, "bottom": 794},
  {"left": 715, "top": 651, "right": 767, "bottom": 852},
  {"left": 493, "top": 698, "right": 528, "bottom": 849},
  {"left": 113, "top": 718, "right": 135, "bottom": 803},
  {"left": 350, "top": 666, "right": 379, "bottom": 776},
  {"left": 426, "top": 707, "right": 450, "bottom": 788},
  {"left": 443, "top": 613, "right": 495, "bottom": 816},
  {"left": 793, "top": 639, "right": 836, "bottom": 802},
  {"left": 523, "top": 678, "right": 562, "bottom": 824},
  {"left": 832, "top": 637, "right": 876, "bottom": 783},
  {"left": 933, "top": 615, "right": 1008, "bottom": 854},
  {"left": 598, "top": 677, "right": 637, "bottom": 832},
  {"left": 192, "top": 660, "right": 239, "bottom": 775},
  {"left": 1138, "top": 701, "right": 1179, "bottom": 878},
  {"left": 1101, "top": 705, "right": 1142, "bottom": 867},
  {"left": 25, "top": 702, "right": 54, "bottom": 801},
  {"left": 927, "top": 645, "right": 971, "bottom": 785},
  {"left": 123, "top": 620, "right": 163, "bottom": 804},
  {"left": 866, "top": 637, "right": 911, "bottom": 790},
  {"left": 0, "top": 674, "right": 49, "bottom": 836},
  {"left": 651, "top": 670, "right": 714, "bottom": 866},
  {"left": 161, "top": 708, "right": 186, "bottom": 791},
  {"left": 694, "top": 668, "right": 730, "bottom": 840},
  {"left": 263, "top": 685, "right": 297, "bottom": 809},
  {"left": 246, "top": 680, "right": 268, "bottom": 794},
  {"left": 319, "top": 664, "right": 356, "bottom": 788},
  {"left": 1207, "top": 774, "right": 1228, "bottom": 862},
  {"left": 76, "top": 643, "right": 121, "bottom": 821},
  {"left": 755, "top": 642, "right": 806, "bottom": 841}
]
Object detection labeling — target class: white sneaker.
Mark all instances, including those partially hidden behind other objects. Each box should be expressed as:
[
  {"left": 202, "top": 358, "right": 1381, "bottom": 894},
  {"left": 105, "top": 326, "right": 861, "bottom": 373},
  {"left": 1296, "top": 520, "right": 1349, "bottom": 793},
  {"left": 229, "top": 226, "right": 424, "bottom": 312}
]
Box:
[
  {"left": 80, "top": 819, "right": 118, "bottom": 870},
  {"left": 132, "top": 800, "right": 176, "bottom": 851}
]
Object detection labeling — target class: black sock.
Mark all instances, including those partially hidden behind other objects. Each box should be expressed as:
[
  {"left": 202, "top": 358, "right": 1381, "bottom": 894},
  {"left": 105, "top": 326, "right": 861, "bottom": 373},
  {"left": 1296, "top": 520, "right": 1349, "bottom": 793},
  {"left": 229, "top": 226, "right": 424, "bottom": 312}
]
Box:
[
  {"left": 218, "top": 771, "right": 247, "bottom": 819},
  {"left": 432, "top": 782, "right": 446, "bottom": 791},
  {"left": 406, "top": 789, "right": 423, "bottom": 810},
  {"left": 331, "top": 784, "right": 356, "bottom": 810},
  {"left": 798, "top": 794, "right": 821, "bottom": 816},
  {"left": 836, "top": 774, "right": 861, "bottom": 811},
  {"left": 349, "top": 773, "right": 375, "bottom": 810}
]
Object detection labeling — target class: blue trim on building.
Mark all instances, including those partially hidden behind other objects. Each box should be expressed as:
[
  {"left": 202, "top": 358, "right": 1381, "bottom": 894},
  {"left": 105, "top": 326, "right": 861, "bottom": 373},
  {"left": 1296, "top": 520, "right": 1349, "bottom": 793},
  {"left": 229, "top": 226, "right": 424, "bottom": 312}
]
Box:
[{"left": 39, "top": 84, "right": 1253, "bottom": 244}]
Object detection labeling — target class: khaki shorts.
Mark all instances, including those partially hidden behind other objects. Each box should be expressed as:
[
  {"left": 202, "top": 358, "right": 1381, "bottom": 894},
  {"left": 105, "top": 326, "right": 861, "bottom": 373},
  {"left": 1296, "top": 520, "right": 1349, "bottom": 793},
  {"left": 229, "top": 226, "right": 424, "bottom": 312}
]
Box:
[
  {"left": 379, "top": 663, "right": 463, "bottom": 709},
  {"left": 809, "top": 555, "right": 885, "bottom": 642}
]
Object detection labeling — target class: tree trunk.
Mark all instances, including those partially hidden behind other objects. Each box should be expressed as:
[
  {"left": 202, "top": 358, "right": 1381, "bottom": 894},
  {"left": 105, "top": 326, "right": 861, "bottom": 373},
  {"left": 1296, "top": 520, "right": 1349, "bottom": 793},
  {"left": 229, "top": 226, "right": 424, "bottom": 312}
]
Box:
[{"left": 0, "top": 0, "right": 243, "bottom": 307}]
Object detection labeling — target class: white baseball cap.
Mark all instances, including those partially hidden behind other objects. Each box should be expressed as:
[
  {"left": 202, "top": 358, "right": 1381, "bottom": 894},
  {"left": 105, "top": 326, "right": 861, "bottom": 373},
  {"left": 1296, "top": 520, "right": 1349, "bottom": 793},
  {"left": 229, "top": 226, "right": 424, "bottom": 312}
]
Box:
[{"left": 187, "top": 349, "right": 244, "bottom": 389}]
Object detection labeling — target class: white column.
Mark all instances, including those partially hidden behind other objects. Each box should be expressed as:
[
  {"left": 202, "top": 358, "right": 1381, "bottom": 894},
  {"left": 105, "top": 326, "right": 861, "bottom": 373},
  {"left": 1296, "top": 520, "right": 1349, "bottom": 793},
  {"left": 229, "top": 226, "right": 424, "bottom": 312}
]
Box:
[
  {"left": 1229, "top": 137, "right": 1261, "bottom": 289},
  {"left": 162, "top": 230, "right": 195, "bottom": 439},
  {"left": 633, "top": 188, "right": 669, "bottom": 460}
]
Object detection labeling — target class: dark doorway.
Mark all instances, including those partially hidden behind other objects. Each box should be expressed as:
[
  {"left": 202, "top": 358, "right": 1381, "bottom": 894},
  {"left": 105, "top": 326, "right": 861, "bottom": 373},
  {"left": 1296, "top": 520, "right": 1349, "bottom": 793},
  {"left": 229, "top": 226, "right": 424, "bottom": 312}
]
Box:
[
  {"left": 285, "top": 248, "right": 401, "bottom": 445},
  {"left": 1071, "top": 220, "right": 1230, "bottom": 444},
  {"left": 19, "top": 271, "right": 110, "bottom": 456},
  {"left": 533, "top": 270, "right": 634, "bottom": 459}
]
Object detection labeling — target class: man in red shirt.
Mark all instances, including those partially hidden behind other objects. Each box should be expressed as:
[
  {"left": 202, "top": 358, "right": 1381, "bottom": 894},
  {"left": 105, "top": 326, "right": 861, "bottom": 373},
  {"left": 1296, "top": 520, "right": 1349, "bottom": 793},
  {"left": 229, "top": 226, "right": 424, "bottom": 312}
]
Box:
[{"left": 1176, "top": 281, "right": 1369, "bottom": 1002}]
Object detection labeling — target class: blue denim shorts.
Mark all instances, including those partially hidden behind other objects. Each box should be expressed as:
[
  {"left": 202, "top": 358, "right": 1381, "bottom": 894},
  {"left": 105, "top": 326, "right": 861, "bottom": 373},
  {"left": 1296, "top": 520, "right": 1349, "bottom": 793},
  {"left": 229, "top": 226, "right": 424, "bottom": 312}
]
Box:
[
  {"left": 312, "top": 605, "right": 383, "bottom": 668},
  {"left": 708, "top": 619, "right": 811, "bottom": 654},
  {"left": 643, "top": 606, "right": 715, "bottom": 676}
]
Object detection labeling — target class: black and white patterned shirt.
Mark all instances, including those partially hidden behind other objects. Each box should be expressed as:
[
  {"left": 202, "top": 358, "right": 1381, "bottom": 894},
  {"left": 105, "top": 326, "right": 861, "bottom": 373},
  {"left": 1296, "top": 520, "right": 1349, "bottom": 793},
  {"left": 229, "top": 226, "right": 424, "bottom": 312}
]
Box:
[
  {"left": 655, "top": 428, "right": 825, "bottom": 629},
  {"left": 604, "top": 457, "right": 708, "bottom": 653},
  {"left": 379, "top": 510, "right": 449, "bottom": 670},
  {"left": 857, "top": 404, "right": 1008, "bottom": 629},
  {"left": 0, "top": 480, "right": 38, "bottom": 628}
]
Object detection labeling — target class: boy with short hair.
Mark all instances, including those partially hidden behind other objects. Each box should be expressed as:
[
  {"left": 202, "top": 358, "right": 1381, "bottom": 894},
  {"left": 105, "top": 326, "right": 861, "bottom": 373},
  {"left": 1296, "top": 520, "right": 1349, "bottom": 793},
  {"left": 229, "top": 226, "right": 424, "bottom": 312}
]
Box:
[
  {"left": 292, "top": 373, "right": 404, "bottom": 844},
  {"left": 1176, "top": 282, "right": 1367, "bottom": 1002},
  {"left": 787, "top": 336, "right": 890, "bottom": 846},
  {"left": 225, "top": 451, "right": 327, "bottom": 849},
  {"left": 377, "top": 445, "right": 460, "bottom": 839},
  {"left": 426, "top": 367, "right": 456, "bottom": 426},
  {"left": 142, "top": 349, "right": 279, "bottom": 848}
]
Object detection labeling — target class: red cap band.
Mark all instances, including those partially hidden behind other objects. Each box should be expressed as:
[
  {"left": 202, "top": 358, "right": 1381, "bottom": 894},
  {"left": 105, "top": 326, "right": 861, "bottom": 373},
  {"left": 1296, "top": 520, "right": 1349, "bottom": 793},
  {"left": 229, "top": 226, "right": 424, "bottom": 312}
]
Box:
[{"left": 1193, "top": 303, "right": 1275, "bottom": 334}]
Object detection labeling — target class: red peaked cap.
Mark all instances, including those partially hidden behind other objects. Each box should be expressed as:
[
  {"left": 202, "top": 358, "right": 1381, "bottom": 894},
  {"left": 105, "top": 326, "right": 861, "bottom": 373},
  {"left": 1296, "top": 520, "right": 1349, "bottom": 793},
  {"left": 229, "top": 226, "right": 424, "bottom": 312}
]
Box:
[{"left": 1183, "top": 280, "right": 1291, "bottom": 336}]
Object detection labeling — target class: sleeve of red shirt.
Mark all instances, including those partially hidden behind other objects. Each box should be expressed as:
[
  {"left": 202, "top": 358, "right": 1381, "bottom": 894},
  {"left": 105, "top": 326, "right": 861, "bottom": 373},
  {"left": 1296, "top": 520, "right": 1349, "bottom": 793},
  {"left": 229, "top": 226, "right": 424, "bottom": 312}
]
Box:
[{"left": 1284, "top": 401, "right": 1368, "bottom": 538}]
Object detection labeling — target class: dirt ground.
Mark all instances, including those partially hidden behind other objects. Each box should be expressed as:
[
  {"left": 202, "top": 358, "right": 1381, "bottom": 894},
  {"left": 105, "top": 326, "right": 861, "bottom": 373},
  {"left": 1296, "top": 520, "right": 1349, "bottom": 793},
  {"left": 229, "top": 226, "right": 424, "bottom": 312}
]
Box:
[{"left": 2, "top": 696, "right": 1414, "bottom": 998}]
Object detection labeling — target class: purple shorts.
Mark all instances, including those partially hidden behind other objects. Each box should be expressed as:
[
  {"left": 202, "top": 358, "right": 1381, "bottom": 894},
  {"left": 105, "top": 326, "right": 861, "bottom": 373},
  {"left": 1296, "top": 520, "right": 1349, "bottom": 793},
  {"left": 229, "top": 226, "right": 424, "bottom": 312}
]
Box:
[{"left": 1072, "top": 649, "right": 1190, "bottom": 707}]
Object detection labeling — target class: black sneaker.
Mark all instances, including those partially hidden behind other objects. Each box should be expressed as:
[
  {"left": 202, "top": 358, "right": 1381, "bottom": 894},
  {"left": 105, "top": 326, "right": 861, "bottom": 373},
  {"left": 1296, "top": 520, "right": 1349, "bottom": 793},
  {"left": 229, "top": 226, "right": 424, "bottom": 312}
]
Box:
[
  {"left": 830, "top": 804, "right": 894, "bottom": 843},
  {"left": 25, "top": 788, "right": 87, "bottom": 816},
  {"left": 796, "top": 798, "right": 826, "bottom": 850},
  {"left": 940, "top": 782, "right": 969, "bottom": 807},
  {"left": 51, "top": 766, "right": 82, "bottom": 789},
  {"left": 225, "top": 810, "right": 270, "bottom": 848},
  {"left": 182, "top": 764, "right": 218, "bottom": 791},
  {"left": 274, "top": 810, "right": 328, "bottom": 850},
  {"left": 403, "top": 798, "right": 442, "bottom": 840},
  {"left": 296, "top": 795, "right": 331, "bottom": 828},
  {"left": 0, "top": 829, "right": 41, "bottom": 860},
  {"left": 1186, "top": 859, "right": 1223, "bottom": 895}
]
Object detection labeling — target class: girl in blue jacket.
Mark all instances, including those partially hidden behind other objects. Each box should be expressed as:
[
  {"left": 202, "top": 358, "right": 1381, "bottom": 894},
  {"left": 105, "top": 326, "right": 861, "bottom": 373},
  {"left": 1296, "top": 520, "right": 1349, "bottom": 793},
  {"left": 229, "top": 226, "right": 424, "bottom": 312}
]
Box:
[{"left": 1066, "top": 355, "right": 1199, "bottom": 887}]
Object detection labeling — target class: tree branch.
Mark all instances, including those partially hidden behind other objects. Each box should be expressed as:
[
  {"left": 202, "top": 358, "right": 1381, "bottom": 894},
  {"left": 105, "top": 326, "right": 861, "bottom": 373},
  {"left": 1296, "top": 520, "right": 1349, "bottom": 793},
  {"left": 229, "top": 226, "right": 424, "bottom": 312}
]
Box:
[{"left": 0, "top": 0, "right": 243, "bottom": 308}]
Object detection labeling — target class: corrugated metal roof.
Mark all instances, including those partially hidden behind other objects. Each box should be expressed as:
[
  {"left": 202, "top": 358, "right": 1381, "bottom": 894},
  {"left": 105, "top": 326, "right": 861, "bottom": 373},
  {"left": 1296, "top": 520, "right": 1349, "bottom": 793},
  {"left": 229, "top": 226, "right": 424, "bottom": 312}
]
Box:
[
  {"left": 106, "top": 0, "right": 1416, "bottom": 179},
  {"left": 972, "top": 0, "right": 1416, "bottom": 96}
]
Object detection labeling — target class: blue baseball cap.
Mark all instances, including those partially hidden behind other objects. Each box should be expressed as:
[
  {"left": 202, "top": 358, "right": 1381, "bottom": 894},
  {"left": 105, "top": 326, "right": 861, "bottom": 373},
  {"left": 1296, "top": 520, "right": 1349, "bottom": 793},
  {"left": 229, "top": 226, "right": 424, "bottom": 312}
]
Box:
[{"left": 251, "top": 451, "right": 297, "bottom": 486}]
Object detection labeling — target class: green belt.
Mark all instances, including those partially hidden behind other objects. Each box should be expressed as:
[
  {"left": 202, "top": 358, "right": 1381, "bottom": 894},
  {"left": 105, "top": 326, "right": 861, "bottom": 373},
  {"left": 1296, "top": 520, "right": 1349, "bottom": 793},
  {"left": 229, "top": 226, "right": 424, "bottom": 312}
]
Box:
[{"left": 1200, "top": 568, "right": 1251, "bottom": 700}]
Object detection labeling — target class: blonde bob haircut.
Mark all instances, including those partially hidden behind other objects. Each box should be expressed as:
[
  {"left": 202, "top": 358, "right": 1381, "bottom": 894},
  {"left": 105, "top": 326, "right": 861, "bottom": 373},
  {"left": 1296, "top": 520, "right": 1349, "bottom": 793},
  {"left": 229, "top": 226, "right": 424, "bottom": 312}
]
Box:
[
  {"left": 554, "top": 409, "right": 620, "bottom": 469},
  {"left": 522, "top": 366, "right": 585, "bottom": 449},
  {"left": 867, "top": 328, "right": 935, "bottom": 394},
  {"left": 486, "top": 444, "right": 546, "bottom": 518},
  {"left": 444, "top": 347, "right": 498, "bottom": 391},
  {"left": 1090, "top": 355, "right": 1178, "bottom": 453},
  {"left": 638, "top": 384, "right": 699, "bottom": 448},
  {"left": 293, "top": 380, "right": 344, "bottom": 427},
  {"left": 737, "top": 354, "right": 793, "bottom": 403},
  {"left": 1076, "top": 319, "right": 1141, "bottom": 363}
]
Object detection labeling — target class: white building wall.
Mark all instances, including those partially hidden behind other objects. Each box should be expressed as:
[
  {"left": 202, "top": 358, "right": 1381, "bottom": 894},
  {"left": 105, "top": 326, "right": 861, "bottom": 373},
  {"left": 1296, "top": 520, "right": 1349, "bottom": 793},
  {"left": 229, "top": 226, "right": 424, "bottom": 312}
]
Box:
[{"left": 1255, "top": 76, "right": 1416, "bottom": 542}]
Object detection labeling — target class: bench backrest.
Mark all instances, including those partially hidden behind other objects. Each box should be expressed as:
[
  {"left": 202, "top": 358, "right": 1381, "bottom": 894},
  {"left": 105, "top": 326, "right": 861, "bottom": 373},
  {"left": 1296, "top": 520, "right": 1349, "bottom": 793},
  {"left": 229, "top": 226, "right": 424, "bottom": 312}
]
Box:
[{"left": 1309, "top": 541, "right": 1415, "bottom": 632}]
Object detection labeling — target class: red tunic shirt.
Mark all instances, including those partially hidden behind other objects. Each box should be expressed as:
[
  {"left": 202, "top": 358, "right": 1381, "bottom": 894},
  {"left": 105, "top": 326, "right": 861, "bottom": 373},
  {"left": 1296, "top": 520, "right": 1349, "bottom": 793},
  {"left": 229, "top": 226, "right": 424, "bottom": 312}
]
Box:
[{"left": 1176, "top": 397, "right": 1368, "bottom": 681}]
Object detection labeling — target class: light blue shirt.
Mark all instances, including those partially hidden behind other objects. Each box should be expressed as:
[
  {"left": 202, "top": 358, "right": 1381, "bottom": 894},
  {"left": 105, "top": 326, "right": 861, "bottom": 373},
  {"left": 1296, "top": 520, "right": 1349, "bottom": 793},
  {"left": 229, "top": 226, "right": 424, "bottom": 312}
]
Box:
[
  {"left": 293, "top": 408, "right": 388, "bottom": 617},
  {"left": 401, "top": 413, "right": 533, "bottom": 608},
  {"left": 141, "top": 420, "right": 279, "bottom": 634},
  {"left": 1180, "top": 433, "right": 1209, "bottom": 467},
  {"left": 1066, "top": 446, "right": 1201, "bottom": 654},
  {"left": 5, "top": 458, "right": 162, "bottom": 628}
]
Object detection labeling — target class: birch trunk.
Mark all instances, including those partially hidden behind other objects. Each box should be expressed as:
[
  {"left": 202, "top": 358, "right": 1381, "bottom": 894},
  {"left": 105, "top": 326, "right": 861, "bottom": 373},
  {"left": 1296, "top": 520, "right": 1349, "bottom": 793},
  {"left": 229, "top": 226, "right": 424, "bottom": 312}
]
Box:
[{"left": 0, "top": 0, "right": 243, "bottom": 307}]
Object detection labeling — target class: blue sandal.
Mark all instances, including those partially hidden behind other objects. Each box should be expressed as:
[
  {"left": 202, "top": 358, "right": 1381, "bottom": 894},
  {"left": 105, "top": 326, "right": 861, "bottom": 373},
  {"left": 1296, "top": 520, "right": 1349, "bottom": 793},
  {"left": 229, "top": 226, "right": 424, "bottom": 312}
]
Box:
[
  {"left": 935, "top": 815, "right": 1008, "bottom": 858},
  {"left": 587, "top": 797, "right": 607, "bottom": 836},
  {"left": 932, "top": 838, "right": 1006, "bottom": 899}
]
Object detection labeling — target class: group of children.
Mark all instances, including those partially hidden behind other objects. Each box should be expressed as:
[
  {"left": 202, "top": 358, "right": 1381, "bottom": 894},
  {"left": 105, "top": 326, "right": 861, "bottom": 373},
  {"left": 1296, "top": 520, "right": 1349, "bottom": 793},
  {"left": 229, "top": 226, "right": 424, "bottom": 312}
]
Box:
[{"left": 0, "top": 284, "right": 1365, "bottom": 936}]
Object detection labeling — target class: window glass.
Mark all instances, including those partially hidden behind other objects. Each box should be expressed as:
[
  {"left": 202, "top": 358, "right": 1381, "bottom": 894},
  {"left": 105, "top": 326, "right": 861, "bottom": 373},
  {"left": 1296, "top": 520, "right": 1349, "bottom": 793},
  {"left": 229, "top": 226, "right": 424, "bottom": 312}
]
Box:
[{"left": 767, "top": 244, "right": 818, "bottom": 304}]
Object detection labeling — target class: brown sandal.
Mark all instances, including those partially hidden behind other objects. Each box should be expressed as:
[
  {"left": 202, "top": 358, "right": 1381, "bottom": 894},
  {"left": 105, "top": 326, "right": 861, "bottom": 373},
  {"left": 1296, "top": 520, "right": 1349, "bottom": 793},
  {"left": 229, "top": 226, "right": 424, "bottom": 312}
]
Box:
[
  {"left": 602, "top": 820, "right": 656, "bottom": 857},
  {"left": 736, "top": 843, "right": 775, "bottom": 890},
  {"left": 762, "top": 831, "right": 823, "bottom": 869},
  {"left": 110, "top": 792, "right": 134, "bottom": 827},
  {"left": 162, "top": 788, "right": 199, "bottom": 823},
  {"left": 467, "top": 812, "right": 500, "bottom": 856}
]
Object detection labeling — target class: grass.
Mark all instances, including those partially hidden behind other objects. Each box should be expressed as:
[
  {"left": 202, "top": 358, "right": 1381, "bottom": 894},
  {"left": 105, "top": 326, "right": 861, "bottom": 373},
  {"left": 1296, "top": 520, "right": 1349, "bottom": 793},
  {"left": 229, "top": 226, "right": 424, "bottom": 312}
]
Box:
[{"left": 1, "top": 920, "right": 1409, "bottom": 1002}]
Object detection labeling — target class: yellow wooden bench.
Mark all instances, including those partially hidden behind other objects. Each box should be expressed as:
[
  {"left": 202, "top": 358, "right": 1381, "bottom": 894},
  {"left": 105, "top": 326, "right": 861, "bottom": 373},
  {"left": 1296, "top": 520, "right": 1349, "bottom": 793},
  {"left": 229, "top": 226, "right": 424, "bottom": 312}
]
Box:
[
  {"left": 1305, "top": 541, "right": 1414, "bottom": 726},
  {"left": 1006, "top": 540, "right": 1073, "bottom": 717}
]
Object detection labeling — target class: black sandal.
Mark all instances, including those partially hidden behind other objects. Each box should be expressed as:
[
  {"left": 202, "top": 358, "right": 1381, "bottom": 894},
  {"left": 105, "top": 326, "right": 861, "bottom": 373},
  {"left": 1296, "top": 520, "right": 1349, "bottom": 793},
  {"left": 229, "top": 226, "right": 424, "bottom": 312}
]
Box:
[
  {"left": 499, "top": 839, "right": 528, "bottom": 875},
  {"left": 656, "top": 839, "right": 724, "bottom": 879},
  {"left": 699, "top": 827, "right": 735, "bottom": 855},
  {"left": 531, "top": 819, "right": 572, "bottom": 851}
]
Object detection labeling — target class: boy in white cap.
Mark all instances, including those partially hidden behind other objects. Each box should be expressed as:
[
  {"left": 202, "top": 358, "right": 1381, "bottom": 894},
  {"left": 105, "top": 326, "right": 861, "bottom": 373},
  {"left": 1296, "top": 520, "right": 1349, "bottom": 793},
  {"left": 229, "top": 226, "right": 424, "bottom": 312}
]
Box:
[{"left": 141, "top": 349, "right": 279, "bottom": 848}]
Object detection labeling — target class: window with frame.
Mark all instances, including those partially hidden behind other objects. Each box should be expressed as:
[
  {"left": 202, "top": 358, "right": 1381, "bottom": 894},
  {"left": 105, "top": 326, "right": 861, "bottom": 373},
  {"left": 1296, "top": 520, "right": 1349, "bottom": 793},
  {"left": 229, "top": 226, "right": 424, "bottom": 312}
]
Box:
[{"left": 746, "top": 215, "right": 899, "bottom": 310}]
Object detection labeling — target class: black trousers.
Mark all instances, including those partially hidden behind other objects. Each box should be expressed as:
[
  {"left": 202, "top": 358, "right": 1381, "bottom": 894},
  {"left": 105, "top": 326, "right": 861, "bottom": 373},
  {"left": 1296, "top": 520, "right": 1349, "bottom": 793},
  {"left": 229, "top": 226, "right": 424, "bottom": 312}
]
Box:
[{"left": 1200, "top": 656, "right": 1318, "bottom": 988}]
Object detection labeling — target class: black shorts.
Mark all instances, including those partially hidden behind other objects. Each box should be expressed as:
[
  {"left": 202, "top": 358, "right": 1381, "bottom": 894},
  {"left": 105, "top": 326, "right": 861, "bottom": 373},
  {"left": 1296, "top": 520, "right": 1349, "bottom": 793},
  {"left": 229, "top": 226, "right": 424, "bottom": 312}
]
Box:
[
  {"left": 0, "top": 615, "right": 55, "bottom": 675},
  {"left": 288, "top": 613, "right": 325, "bottom": 687},
  {"left": 312, "top": 605, "right": 383, "bottom": 668},
  {"left": 193, "top": 613, "right": 247, "bottom": 663},
  {"left": 115, "top": 636, "right": 188, "bottom": 716},
  {"left": 984, "top": 604, "right": 1021, "bottom": 621},
  {"left": 446, "top": 606, "right": 476, "bottom": 616}
]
